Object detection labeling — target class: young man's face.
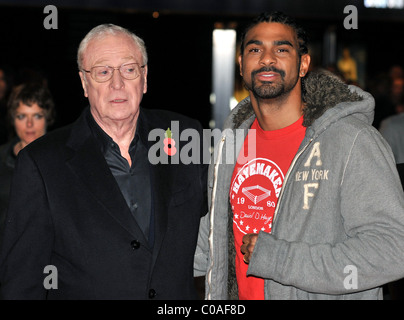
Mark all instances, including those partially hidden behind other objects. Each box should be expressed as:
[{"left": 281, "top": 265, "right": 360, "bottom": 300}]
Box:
[{"left": 239, "top": 22, "right": 310, "bottom": 100}]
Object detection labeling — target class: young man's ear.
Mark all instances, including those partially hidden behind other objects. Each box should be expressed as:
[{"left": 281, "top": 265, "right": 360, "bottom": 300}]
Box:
[
  {"left": 299, "top": 54, "right": 311, "bottom": 77},
  {"left": 238, "top": 55, "right": 243, "bottom": 77}
]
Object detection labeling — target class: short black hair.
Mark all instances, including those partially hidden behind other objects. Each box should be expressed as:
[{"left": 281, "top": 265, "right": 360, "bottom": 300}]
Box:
[
  {"left": 7, "top": 82, "right": 56, "bottom": 127},
  {"left": 240, "top": 11, "right": 308, "bottom": 57}
]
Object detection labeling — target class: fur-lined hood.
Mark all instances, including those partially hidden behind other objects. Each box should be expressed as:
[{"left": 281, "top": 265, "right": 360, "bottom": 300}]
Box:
[{"left": 229, "top": 71, "right": 375, "bottom": 133}]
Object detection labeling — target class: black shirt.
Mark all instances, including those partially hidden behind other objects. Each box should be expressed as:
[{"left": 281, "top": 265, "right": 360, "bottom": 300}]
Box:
[{"left": 86, "top": 112, "right": 152, "bottom": 245}]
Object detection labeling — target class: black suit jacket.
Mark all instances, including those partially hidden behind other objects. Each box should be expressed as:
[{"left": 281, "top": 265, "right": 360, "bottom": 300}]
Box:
[{"left": 0, "top": 107, "right": 208, "bottom": 300}]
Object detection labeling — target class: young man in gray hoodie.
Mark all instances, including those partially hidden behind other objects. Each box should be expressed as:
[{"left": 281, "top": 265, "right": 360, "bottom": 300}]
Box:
[{"left": 194, "top": 11, "right": 404, "bottom": 300}]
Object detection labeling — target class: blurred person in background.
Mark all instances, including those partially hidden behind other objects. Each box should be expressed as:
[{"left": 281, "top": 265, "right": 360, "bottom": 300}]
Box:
[
  {"left": 370, "top": 65, "right": 404, "bottom": 129},
  {"left": 0, "top": 82, "right": 55, "bottom": 246},
  {"left": 337, "top": 46, "right": 358, "bottom": 85},
  {"left": 379, "top": 93, "right": 404, "bottom": 165},
  {"left": 0, "top": 66, "right": 14, "bottom": 145}
]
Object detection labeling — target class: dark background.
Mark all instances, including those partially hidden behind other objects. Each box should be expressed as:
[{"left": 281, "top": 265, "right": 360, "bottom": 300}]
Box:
[{"left": 1, "top": 0, "right": 404, "bottom": 130}]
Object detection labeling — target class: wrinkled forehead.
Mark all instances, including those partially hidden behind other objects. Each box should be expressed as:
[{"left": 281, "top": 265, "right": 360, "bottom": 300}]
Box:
[{"left": 83, "top": 33, "right": 142, "bottom": 67}]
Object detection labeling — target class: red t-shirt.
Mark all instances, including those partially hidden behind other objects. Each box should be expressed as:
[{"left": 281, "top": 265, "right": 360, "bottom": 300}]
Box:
[{"left": 230, "top": 116, "right": 306, "bottom": 300}]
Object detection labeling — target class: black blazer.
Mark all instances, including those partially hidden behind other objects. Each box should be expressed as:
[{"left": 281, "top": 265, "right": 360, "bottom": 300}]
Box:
[
  {"left": 0, "top": 140, "right": 16, "bottom": 247},
  {"left": 0, "top": 107, "right": 208, "bottom": 300}
]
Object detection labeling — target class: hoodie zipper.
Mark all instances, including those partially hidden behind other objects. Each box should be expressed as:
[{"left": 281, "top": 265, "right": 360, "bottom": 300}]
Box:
[
  {"left": 206, "top": 135, "right": 226, "bottom": 300},
  {"left": 272, "top": 138, "right": 313, "bottom": 232},
  {"left": 207, "top": 134, "right": 312, "bottom": 297}
]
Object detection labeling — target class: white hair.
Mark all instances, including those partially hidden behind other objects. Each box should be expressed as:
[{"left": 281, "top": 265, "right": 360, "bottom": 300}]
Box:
[{"left": 77, "top": 24, "right": 148, "bottom": 69}]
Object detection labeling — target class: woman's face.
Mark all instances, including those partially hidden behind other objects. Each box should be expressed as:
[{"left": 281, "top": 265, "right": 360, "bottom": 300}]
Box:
[{"left": 14, "top": 102, "right": 47, "bottom": 147}]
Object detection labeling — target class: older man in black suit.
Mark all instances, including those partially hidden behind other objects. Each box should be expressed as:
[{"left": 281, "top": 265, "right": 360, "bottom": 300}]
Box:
[{"left": 0, "top": 24, "right": 207, "bottom": 299}]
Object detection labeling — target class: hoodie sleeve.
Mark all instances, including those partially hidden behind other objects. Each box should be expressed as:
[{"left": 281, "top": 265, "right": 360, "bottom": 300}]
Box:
[
  {"left": 194, "top": 212, "right": 210, "bottom": 277},
  {"left": 247, "top": 127, "right": 404, "bottom": 295}
]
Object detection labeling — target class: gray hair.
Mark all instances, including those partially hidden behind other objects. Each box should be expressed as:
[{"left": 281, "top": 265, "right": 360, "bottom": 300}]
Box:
[{"left": 77, "top": 24, "right": 148, "bottom": 70}]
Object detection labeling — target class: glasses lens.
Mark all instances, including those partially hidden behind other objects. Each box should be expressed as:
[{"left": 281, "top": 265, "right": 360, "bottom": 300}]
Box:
[
  {"left": 91, "top": 66, "right": 112, "bottom": 82},
  {"left": 120, "top": 63, "right": 140, "bottom": 80},
  {"left": 89, "top": 63, "right": 141, "bottom": 82}
]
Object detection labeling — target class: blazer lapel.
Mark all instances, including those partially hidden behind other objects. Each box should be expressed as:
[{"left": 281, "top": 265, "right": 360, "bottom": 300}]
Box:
[
  {"left": 150, "top": 160, "right": 175, "bottom": 258},
  {"left": 139, "top": 109, "right": 177, "bottom": 259},
  {"left": 65, "top": 109, "right": 149, "bottom": 244}
]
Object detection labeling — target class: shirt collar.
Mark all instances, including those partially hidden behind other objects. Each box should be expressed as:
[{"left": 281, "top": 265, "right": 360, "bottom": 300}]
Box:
[{"left": 86, "top": 108, "right": 145, "bottom": 155}]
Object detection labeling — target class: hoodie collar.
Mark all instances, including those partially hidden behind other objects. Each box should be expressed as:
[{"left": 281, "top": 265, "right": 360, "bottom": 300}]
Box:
[{"left": 230, "top": 71, "right": 374, "bottom": 132}]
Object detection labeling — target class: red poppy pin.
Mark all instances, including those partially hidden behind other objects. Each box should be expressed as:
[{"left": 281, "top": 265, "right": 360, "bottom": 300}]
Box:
[{"left": 164, "top": 128, "right": 177, "bottom": 156}]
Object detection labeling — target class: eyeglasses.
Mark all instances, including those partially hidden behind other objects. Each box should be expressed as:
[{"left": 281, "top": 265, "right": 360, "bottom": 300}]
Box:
[{"left": 81, "top": 63, "right": 145, "bottom": 83}]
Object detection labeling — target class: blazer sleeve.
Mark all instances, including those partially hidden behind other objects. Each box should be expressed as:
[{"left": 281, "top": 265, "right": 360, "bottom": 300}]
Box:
[{"left": 0, "top": 148, "right": 53, "bottom": 299}]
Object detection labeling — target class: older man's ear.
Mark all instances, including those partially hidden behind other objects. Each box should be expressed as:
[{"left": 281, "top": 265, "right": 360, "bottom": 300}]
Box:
[
  {"left": 79, "top": 71, "right": 89, "bottom": 98},
  {"left": 142, "top": 65, "right": 148, "bottom": 95}
]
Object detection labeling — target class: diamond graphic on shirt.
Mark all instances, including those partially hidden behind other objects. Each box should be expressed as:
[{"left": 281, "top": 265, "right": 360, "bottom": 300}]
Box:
[{"left": 241, "top": 185, "right": 271, "bottom": 204}]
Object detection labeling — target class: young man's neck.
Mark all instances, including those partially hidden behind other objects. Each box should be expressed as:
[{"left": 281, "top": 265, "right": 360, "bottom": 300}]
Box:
[{"left": 250, "top": 87, "right": 304, "bottom": 131}]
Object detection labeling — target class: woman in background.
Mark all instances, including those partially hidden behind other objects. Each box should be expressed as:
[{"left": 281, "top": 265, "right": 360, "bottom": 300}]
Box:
[{"left": 0, "top": 83, "right": 55, "bottom": 243}]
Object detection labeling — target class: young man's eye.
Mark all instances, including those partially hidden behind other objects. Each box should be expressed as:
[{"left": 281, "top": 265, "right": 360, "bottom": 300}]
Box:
[{"left": 248, "top": 48, "right": 260, "bottom": 53}]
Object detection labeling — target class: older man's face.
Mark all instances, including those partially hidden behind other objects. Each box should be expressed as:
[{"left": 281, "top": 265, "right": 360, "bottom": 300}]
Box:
[{"left": 79, "top": 33, "right": 147, "bottom": 127}]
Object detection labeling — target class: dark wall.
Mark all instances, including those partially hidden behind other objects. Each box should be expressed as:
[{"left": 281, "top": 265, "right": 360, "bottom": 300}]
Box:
[
  {"left": 1, "top": 4, "right": 404, "bottom": 131},
  {"left": 0, "top": 6, "right": 214, "bottom": 129}
]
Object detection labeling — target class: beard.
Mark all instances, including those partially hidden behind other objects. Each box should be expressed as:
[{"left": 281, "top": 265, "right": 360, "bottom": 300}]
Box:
[{"left": 246, "top": 66, "right": 299, "bottom": 100}]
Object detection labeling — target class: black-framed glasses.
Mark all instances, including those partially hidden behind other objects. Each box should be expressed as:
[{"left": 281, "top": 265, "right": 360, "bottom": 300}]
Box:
[{"left": 81, "top": 63, "right": 145, "bottom": 83}]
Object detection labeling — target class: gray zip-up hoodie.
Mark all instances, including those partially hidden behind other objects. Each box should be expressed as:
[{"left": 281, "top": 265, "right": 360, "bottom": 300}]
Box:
[{"left": 194, "top": 72, "right": 404, "bottom": 300}]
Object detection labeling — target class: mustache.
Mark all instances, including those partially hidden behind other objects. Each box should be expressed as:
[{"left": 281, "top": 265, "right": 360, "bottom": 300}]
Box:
[{"left": 251, "top": 66, "right": 285, "bottom": 79}]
